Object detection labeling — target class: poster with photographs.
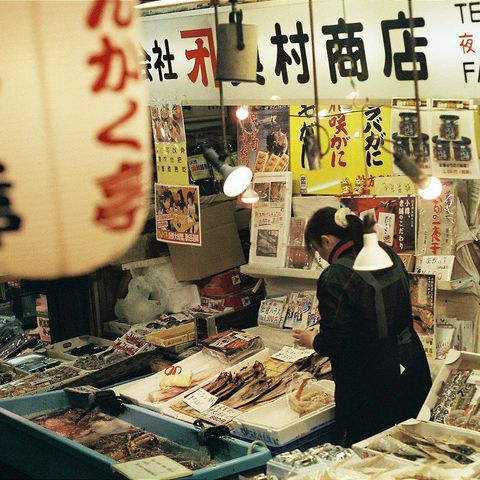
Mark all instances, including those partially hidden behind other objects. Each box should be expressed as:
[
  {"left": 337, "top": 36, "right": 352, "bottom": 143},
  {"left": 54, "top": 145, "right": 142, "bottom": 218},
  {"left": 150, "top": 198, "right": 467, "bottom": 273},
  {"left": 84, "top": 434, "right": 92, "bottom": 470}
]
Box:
[
  {"left": 409, "top": 273, "right": 436, "bottom": 359},
  {"left": 249, "top": 172, "right": 292, "bottom": 267},
  {"left": 430, "top": 99, "right": 480, "bottom": 179},
  {"left": 340, "top": 196, "right": 416, "bottom": 252},
  {"left": 155, "top": 184, "right": 201, "bottom": 246},
  {"left": 390, "top": 98, "right": 432, "bottom": 174},
  {"left": 150, "top": 103, "right": 189, "bottom": 185},
  {"left": 237, "top": 105, "right": 290, "bottom": 174}
]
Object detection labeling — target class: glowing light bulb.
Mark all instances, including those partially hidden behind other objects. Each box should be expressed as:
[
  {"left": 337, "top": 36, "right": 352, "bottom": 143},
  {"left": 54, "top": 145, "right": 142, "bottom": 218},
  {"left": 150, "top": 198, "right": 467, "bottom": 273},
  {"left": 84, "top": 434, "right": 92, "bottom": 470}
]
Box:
[
  {"left": 418, "top": 176, "right": 443, "bottom": 200},
  {"left": 353, "top": 131, "right": 360, "bottom": 138},
  {"left": 235, "top": 105, "right": 249, "bottom": 121}
]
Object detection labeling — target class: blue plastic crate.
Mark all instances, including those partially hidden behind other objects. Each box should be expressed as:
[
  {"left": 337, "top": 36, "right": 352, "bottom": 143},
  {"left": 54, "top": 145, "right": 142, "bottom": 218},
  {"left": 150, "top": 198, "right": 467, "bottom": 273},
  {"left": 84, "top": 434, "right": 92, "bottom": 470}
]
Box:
[{"left": 0, "top": 390, "right": 271, "bottom": 480}]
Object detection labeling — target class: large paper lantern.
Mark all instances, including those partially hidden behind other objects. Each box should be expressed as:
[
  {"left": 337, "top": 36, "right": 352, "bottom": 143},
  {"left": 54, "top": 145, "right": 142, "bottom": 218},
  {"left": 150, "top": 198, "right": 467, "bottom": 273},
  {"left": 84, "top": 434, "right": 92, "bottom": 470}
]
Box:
[{"left": 0, "top": 1, "right": 152, "bottom": 279}]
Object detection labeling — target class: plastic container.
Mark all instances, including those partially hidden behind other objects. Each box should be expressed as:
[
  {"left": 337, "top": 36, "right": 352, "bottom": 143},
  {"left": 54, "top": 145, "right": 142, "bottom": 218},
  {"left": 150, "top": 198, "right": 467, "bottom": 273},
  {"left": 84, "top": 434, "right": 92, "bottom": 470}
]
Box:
[
  {"left": 45, "top": 336, "right": 113, "bottom": 361},
  {"left": 232, "top": 379, "right": 335, "bottom": 447},
  {"left": 145, "top": 323, "right": 195, "bottom": 348},
  {"left": 0, "top": 390, "right": 271, "bottom": 479}
]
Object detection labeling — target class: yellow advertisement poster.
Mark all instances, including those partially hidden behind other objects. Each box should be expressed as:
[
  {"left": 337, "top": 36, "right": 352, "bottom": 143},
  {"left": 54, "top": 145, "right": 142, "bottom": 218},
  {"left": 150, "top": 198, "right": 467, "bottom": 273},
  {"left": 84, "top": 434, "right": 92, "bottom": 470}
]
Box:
[
  {"left": 150, "top": 104, "right": 189, "bottom": 185},
  {"left": 289, "top": 105, "right": 393, "bottom": 195}
]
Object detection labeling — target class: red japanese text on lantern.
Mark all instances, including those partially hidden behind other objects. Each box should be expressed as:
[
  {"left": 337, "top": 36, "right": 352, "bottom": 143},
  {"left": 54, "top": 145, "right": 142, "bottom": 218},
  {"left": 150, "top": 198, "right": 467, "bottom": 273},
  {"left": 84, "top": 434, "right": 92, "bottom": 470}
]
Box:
[
  {"left": 430, "top": 200, "right": 443, "bottom": 255},
  {"left": 95, "top": 162, "right": 143, "bottom": 231}
]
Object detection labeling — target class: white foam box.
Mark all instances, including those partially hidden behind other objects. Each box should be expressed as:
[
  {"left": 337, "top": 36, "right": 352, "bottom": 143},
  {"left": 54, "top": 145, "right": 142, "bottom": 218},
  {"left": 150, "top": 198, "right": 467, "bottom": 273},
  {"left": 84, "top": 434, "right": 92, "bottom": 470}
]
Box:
[
  {"left": 44, "top": 335, "right": 113, "bottom": 361},
  {"left": 231, "top": 379, "right": 335, "bottom": 447},
  {"left": 353, "top": 418, "right": 480, "bottom": 478},
  {"left": 113, "top": 348, "right": 271, "bottom": 419},
  {"left": 418, "top": 349, "right": 480, "bottom": 424}
]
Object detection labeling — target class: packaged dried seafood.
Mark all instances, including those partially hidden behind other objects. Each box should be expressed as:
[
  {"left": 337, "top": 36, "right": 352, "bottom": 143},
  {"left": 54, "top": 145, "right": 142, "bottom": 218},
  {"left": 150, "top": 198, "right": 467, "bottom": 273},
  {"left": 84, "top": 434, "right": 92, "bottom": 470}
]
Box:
[{"left": 201, "top": 330, "right": 265, "bottom": 363}]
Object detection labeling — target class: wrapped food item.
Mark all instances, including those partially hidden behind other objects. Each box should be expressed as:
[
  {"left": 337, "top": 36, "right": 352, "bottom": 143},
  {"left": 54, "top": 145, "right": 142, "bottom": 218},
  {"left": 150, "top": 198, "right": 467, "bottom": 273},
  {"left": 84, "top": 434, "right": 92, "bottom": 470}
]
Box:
[
  {"left": 287, "top": 373, "right": 335, "bottom": 416},
  {"left": 201, "top": 330, "right": 264, "bottom": 363}
]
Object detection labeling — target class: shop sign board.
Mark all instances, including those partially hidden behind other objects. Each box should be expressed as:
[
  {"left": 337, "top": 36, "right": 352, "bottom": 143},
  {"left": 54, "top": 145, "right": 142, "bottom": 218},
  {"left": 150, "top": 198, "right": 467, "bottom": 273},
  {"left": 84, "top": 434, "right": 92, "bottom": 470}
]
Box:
[{"left": 140, "top": 0, "right": 480, "bottom": 104}]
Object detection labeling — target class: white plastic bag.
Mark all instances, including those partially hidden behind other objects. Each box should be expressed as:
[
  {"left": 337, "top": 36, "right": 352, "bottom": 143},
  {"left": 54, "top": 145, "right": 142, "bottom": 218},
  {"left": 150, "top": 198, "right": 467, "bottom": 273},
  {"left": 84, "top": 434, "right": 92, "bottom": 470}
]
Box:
[{"left": 115, "top": 276, "right": 165, "bottom": 324}]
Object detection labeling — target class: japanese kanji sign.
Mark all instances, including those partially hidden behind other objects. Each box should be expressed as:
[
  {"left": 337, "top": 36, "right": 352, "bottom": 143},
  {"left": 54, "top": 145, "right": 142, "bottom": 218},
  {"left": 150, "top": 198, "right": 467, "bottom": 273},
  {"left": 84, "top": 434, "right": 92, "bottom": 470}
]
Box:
[{"left": 140, "top": 0, "right": 480, "bottom": 103}]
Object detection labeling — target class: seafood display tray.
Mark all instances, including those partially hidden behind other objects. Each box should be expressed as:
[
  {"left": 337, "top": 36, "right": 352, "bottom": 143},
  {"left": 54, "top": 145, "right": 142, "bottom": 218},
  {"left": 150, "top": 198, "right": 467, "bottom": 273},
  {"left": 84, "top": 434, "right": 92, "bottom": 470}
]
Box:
[
  {"left": 352, "top": 419, "right": 480, "bottom": 478},
  {"left": 0, "top": 390, "right": 271, "bottom": 480},
  {"left": 114, "top": 348, "right": 271, "bottom": 417},
  {"left": 45, "top": 335, "right": 113, "bottom": 361},
  {"left": 418, "top": 349, "right": 480, "bottom": 426},
  {"left": 231, "top": 380, "right": 335, "bottom": 447}
]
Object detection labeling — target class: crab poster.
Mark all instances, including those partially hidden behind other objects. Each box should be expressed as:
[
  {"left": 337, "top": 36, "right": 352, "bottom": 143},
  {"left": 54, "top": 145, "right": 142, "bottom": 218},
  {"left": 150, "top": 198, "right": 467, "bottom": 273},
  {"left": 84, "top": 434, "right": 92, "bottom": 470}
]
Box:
[
  {"left": 155, "top": 184, "right": 201, "bottom": 246},
  {"left": 150, "top": 103, "right": 189, "bottom": 185}
]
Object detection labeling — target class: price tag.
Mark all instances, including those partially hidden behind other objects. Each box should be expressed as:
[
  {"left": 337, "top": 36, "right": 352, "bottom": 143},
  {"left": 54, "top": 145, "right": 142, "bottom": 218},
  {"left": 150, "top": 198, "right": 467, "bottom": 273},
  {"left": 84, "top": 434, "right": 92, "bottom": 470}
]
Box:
[
  {"left": 417, "top": 255, "right": 455, "bottom": 281},
  {"left": 270, "top": 346, "right": 315, "bottom": 363},
  {"left": 200, "top": 404, "right": 242, "bottom": 425},
  {"left": 468, "top": 370, "right": 480, "bottom": 385},
  {"left": 112, "top": 455, "right": 192, "bottom": 480},
  {"left": 184, "top": 388, "right": 218, "bottom": 412}
]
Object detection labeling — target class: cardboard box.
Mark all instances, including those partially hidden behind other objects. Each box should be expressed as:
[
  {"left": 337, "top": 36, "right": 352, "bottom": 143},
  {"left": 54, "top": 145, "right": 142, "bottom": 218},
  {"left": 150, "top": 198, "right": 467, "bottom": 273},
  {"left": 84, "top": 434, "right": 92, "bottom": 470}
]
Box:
[
  {"left": 201, "top": 287, "right": 264, "bottom": 311},
  {"left": 168, "top": 201, "right": 246, "bottom": 281},
  {"left": 198, "top": 268, "right": 255, "bottom": 297}
]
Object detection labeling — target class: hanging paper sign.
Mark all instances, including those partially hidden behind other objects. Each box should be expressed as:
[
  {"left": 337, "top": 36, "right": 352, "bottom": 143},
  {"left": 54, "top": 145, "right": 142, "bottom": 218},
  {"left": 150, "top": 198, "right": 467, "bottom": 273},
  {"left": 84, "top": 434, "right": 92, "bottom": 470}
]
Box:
[
  {"left": 155, "top": 184, "right": 201, "bottom": 246},
  {"left": 151, "top": 103, "right": 189, "bottom": 185},
  {"left": 417, "top": 181, "right": 457, "bottom": 256},
  {"left": 1, "top": 1, "right": 151, "bottom": 279},
  {"left": 373, "top": 176, "right": 417, "bottom": 196},
  {"left": 184, "top": 388, "right": 218, "bottom": 412},
  {"left": 289, "top": 105, "right": 392, "bottom": 195},
  {"left": 340, "top": 196, "right": 416, "bottom": 252},
  {"left": 430, "top": 99, "right": 480, "bottom": 179},
  {"left": 417, "top": 255, "right": 455, "bottom": 281},
  {"left": 237, "top": 106, "right": 290, "bottom": 173},
  {"left": 377, "top": 212, "right": 395, "bottom": 246},
  {"left": 140, "top": 0, "right": 480, "bottom": 103}
]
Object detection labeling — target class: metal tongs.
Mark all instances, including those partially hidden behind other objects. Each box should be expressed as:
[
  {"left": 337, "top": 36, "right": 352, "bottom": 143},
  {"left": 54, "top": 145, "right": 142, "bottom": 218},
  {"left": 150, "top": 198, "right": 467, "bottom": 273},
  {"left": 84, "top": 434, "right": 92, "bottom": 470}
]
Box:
[{"left": 74, "top": 389, "right": 125, "bottom": 423}]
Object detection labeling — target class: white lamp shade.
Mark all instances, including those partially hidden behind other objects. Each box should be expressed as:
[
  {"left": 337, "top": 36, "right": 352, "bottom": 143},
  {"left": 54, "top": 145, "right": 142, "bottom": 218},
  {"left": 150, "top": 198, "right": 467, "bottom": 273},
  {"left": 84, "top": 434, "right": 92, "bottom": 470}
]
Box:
[
  {"left": 0, "top": 1, "right": 151, "bottom": 279},
  {"left": 221, "top": 165, "right": 253, "bottom": 197},
  {"left": 353, "top": 233, "right": 394, "bottom": 271}
]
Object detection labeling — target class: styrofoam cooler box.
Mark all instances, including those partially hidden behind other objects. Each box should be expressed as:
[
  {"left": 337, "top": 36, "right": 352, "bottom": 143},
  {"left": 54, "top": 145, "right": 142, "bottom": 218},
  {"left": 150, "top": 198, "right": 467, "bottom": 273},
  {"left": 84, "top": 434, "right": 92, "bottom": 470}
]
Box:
[
  {"left": 0, "top": 390, "right": 271, "bottom": 480},
  {"left": 232, "top": 379, "right": 335, "bottom": 447},
  {"left": 353, "top": 418, "right": 480, "bottom": 478},
  {"left": 418, "top": 349, "right": 480, "bottom": 427}
]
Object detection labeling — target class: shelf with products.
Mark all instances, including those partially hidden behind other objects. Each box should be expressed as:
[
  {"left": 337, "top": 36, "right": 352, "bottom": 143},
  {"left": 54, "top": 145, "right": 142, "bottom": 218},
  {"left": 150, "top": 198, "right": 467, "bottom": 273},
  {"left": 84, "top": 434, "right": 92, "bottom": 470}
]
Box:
[{"left": 240, "top": 264, "right": 322, "bottom": 280}]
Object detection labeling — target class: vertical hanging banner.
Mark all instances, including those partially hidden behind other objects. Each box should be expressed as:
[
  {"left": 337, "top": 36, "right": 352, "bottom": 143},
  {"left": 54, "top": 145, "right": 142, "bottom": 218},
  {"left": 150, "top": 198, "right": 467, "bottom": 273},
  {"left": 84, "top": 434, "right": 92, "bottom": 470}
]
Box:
[
  {"left": 340, "top": 196, "right": 416, "bottom": 252},
  {"left": 151, "top": 103, "right": 189, "bottom": 185},
  {"left": 409, "top": 273, "right": 436, "bottom": 359},
  {"left": 417, "top": 181, "right": 457, "bottom": 257},
  {"left": 289, "top": 105, "right": 392, "bottom": 195},
  {"left": 430, "top": 99, "right": 480, "bottom": 179},
  {"left": 237, "top": 106, "right": 290, "bottom": 173},
  {"left": 155, "top": 184, "right": 201, "bottom": 245},
  {"left": 1, "top": 1, "right": 151, "bottom": 279}
]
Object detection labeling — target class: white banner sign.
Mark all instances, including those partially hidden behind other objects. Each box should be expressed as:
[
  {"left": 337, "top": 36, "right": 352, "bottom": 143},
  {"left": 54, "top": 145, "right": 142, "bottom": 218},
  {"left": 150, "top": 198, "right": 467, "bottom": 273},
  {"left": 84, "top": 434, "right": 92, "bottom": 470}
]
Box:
[{"left": 140, "top": 0, "right": 480, "bottom": 104}]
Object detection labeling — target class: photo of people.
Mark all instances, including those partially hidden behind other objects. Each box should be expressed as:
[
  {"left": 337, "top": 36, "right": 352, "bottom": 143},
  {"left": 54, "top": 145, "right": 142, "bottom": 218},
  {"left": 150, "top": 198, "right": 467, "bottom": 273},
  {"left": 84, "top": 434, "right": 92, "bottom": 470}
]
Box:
[
  {"left": 254, "top": 182, "right": 270, "bottom": 202},
  {"left": 256, "top": 229, "right": 279, "bottom": 257},
  {"left": 155, "top": 184, "right": 201, "bottom": 245}
]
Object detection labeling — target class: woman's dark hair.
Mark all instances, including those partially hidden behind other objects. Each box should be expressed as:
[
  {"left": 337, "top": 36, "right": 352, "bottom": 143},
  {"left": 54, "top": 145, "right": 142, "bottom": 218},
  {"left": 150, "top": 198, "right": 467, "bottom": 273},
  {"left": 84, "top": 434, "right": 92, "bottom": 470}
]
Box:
[
  {"left": 176, "top": 189, "right": 186, "bottom": 208},
  {"left": 187, "top": 191, "right": 195, "bottom": 202},
  {"left": 304, "top": 206, "right": 365, "bottom": 255}
]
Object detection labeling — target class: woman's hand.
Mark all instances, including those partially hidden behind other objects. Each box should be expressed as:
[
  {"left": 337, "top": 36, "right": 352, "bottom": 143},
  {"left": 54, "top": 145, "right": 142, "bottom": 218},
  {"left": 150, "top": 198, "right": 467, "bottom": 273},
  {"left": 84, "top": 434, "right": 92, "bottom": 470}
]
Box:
[{"left": 292, "top": 328, "right": 317, "bottom": 349}]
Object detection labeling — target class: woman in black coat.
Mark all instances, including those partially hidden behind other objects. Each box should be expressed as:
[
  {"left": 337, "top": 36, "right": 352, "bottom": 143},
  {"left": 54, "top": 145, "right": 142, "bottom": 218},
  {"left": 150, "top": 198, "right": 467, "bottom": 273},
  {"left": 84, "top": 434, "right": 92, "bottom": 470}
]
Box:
[{"left": 293, "top": 207, "right": 431, "bottom": 447}]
